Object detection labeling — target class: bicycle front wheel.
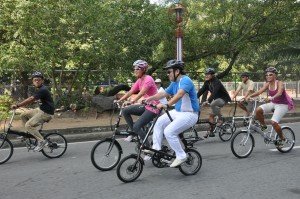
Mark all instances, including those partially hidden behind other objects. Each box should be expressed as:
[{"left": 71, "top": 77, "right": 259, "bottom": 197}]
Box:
[
  {"left": 116, "top": 154, "right": 143, "bottom": 183},
  {"left": 219, "top": 123, "right": 234, "bottom": 142},
  {"left": 179, "top": 148, "right": 202, "bottom": 176},
  {"left": 0, "top": 136, "right": 13, "bottom": 164},
  {"left": 275, "top": 127, "right": 295, "bottom": 153},
  {"left": 231, "top": 130, "right": 254, "bottom": 158},
  {"left": 42, "top": 133, "right": 67, "bottom": 158},
  {"left": 91, "top": 138, "right": 122, "bottom": 171}
]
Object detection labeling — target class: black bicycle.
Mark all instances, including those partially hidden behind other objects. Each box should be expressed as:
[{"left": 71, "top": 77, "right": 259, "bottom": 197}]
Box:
[
  {"left": 90, "top": 101, "right": 152, "bottom": 171},
  {"left": 0, "top": 110, "right": 68, "bottom": 164},
  {"left": 198, "top": 103, "right": 233, "bottom": 141},
  {"left": 116, "top": 105, "right": 202, "bottom": 183}
]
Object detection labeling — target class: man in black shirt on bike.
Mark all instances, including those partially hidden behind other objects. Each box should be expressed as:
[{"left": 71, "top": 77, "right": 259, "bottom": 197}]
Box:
[
  {"left": 197, "top": 68, "right": 231, "bottom": 137},
  {"left": 11, "top": 71, "right": 54, "bottom": 151}
]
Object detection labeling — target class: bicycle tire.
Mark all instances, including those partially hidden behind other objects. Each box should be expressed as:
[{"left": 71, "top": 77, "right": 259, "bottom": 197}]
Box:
[
  {"left": 231, "top": 130, "right": 254, "bottom": 158},
  {"left": 179, "top": 148, "right": 202, "bottom": 176},
  {"left": 91, "top": 138, "right": 122, "bottom": 171},
  {"left": 0, "top": 137, "right": 13, "bottom": 164},
  {"left": 275, "top": 126, "right": 295, "bottom": 153},
  {"left": 42, "top": 132, "right": 67, "bottom": 158},
  {"left": 116, "top": 154, "right": 143, "bottom": 183},
  {"left": 219, "top": 123, "right": 234, "bottom": 142}
]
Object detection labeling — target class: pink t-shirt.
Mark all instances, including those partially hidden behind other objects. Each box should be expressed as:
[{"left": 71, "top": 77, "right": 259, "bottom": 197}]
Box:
[{"left": 131, "top": 75, "right": 159, "bottom": 114}]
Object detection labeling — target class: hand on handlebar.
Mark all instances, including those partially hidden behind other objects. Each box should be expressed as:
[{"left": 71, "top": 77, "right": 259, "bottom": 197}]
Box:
[
  {"left": 201, "top": 101, "right": 209, "bottom": 106},
  {"left": 156, "top": 103, "right": 167, "bottom": 110},
  {"left": 11, "top": 104, "right": 18, "bottom": 109}
]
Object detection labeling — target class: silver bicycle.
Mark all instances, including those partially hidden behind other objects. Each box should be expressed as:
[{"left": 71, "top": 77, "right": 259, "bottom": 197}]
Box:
[{"left": 230, "top": 99, "right": 295, "bottom": 158}]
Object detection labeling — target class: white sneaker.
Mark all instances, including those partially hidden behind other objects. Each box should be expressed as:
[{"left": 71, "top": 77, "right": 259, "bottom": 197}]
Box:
[
  {"left": 142, "top": 149, "right": 154, "bottom": 155},
  {"left": 123, "top": 135, "right": 133, "bottom": 142},
  {"left": 33, "top": 140, "right": 48, "bottom": 152},
  {"left": 169, "top": 157, "right": 187, "bottom": 168},
  {"left": 143, "top": 155, "right": 152, "bottom": 161}
]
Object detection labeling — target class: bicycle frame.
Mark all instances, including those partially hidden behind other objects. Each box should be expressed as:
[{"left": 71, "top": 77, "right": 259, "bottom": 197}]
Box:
[
  {"left": 241, "top": 99, "right": 278, "bottom": 145},
  {"left": 230, "top": 101, "right": 251, "bottom": 124}
]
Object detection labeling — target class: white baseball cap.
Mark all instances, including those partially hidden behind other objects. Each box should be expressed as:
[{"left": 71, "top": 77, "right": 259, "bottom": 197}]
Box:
[{"left": 155, "top": 79, "right": 162, "bottom": 83}]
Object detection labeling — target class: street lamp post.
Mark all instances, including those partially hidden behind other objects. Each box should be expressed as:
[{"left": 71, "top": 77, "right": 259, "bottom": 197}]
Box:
[{"left": 170, "top": 3, "right": 185, "bottom": 61}]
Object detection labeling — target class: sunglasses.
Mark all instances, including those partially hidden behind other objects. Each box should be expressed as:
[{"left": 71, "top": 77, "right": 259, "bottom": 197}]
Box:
[
  {"left": 167, "top": 70, "right": 173, "bottom": 74},
  {"left": 265, "top": 74, "right": 274, "bottom": 77}
]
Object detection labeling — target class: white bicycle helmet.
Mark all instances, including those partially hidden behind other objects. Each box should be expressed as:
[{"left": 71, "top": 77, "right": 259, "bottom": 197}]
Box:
[{"left": 133, "top": 60, "right": 148, "bottom": 70}]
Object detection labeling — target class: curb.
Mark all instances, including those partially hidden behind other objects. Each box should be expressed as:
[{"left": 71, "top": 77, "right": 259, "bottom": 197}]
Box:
[{"left": 9, "top": 114, "right": 300, "bottom": 145}]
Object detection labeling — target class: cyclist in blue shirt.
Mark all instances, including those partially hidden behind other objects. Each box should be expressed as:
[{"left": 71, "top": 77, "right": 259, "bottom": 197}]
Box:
[{"left": 146, "top": 60, "right": 200, "bottom": 167}]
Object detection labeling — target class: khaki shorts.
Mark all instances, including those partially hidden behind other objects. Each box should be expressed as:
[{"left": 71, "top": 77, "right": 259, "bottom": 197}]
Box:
[{"left": 259, "top": 102, "right": 288, "bottom": 123}]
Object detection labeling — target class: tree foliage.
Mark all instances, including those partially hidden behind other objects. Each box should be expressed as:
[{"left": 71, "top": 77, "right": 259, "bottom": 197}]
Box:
[{"left": 0, "top": 0, "right": 299, "bottom": 103}]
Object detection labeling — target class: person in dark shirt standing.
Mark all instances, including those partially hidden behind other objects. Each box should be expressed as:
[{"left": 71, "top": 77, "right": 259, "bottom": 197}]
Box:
[
  {"left": 197, "top": 68, "right": 231, "bottom": 137},
  {"left": 11, "top": 71, "right": 55, "bottom": 151}
]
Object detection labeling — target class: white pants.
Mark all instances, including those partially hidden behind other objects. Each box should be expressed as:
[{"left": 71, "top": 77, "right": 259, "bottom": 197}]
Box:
[{"left": 152, "top": 110, "right": 198, "bottom": 159}]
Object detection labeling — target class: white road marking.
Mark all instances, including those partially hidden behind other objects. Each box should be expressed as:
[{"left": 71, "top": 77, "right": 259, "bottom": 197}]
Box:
[{"left": 269, "top": 145, "right": 300, "bottom": 151}]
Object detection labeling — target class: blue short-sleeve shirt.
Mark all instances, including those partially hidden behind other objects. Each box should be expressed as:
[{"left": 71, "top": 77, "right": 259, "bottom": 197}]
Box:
[{"left": 165, "top": 76, "right": 200, "bottom": 112}]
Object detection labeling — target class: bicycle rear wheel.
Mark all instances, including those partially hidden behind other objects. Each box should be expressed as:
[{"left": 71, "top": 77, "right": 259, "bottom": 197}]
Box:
[
  {"left": 275, "top": 127, "right": 295, "bottom": 153},
  {"left": 219, "top": 123, "right": 234, "bottom": 142},
  {"left": 91, "top": 138, "right": 122, "bottom": 171},
  {"left": 116, "top": 154, "right": 143, "bottom": 183},
  {"left": 179, "top": 148, "right": 202, "bottom": 176},
  {"left": 0, "top": 136, "right": 13, "bottom": 164},
  {"left": 42, "top": 133, "right": 67, "bottom": 158},
  {"left": 231, "top": 130, "right": 254, "bottom": 158}
]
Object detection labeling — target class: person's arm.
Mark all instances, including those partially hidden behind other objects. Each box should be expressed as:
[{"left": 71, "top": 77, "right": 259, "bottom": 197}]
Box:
[
  {"left": 167, "top": 89, "right": 185, "bottom": 107},
  {"left": 131, "top": 87, "right": 148, "bottom": 103},
  {"left": 197, "top": 81, "right": 208, "bottom": 98},
  {"left": 118, "top": 90, "right": 133, "bottom": 102},
  {"left": 232, "top": 84, "right": 242, "bottom": 100},
  {"left": 248, "top": 82, "right": 269, "bottom": 99},
  {"left": 146, "top": 90, "right": 169, "bottom": 101},
  {"left": 11, "top": 96, "right": 35, "bottom": 109}
]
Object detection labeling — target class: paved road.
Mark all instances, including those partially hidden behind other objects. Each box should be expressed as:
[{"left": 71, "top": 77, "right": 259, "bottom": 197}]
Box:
[{"left": 1, "top": 123, "right": 300, "bottom": 199}]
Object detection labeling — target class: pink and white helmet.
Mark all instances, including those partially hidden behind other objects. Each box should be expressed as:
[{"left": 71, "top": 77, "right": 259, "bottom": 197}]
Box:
[{"left": 133, "top": 60, "right": 148, "bottom": 70}]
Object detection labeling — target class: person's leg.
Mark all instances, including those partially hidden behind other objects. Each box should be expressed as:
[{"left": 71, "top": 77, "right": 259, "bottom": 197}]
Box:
[
  {"left": 207, "top": 99, "right": 225, "bottom": 137},
  {"left": 20, "top": 109, "right": 38, "bottom": 129},
  {"left": 25, "top": 109, "right": 52, "bottom": 141},
  {"left": 122, "top": 104, "right": 145, "bottom": 131},
  {"left": 133, "top": 110, "right": 157, "bottom": 146},
  {"left": 255, "top": 103, "right": 273, "bottom": 130},
  {"left": 271, "top": 104, "right": 289, "bottom": 141},
  {"left": 238, "top": 101, "right": 249, "bottom": 116},
  {"left": 164, "top": 112, "right": 198, "bottom": 160},
  {"left": 245, "top": 101, "right": 254, "bottom": 116},
  {"left": 152, "top": 112, "right": 173, "bottom": 151}
]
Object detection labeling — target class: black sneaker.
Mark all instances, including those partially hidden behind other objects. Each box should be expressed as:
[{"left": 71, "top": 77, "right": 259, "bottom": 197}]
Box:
[
  {"left": 260, "top": 125, "right": 267, "bottom": 132},
  {"left": 209, "top": 132, "right": 215, "bottom": 137},
  {"left": 275, "top": 139, "right": 284, "bottom": 148}
]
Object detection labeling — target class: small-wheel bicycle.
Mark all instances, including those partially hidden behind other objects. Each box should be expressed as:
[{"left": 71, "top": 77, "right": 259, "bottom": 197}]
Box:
[
  {"left": 90, "top": 101, "right": 152, "bottom": 171},
  {"left": 198, "top": 103, "right": 233, "bottom": 142},
  {"left": 116, "top": 105, "right": 202, "bottom": 183},
  {"left": 230, "top": 99, "right": 295, "bottom": 158},
  {"left": 0, "top": 110, "right": 68, "bottom": 164}
]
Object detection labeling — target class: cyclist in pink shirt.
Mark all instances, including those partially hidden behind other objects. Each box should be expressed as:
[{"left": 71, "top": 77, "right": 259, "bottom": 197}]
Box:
[
  {"left": 247, "top": 67, "right": 294, "bottom": 148},
  {"left": 118, "top": 60, "right": 159, "bottom": 146}
]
